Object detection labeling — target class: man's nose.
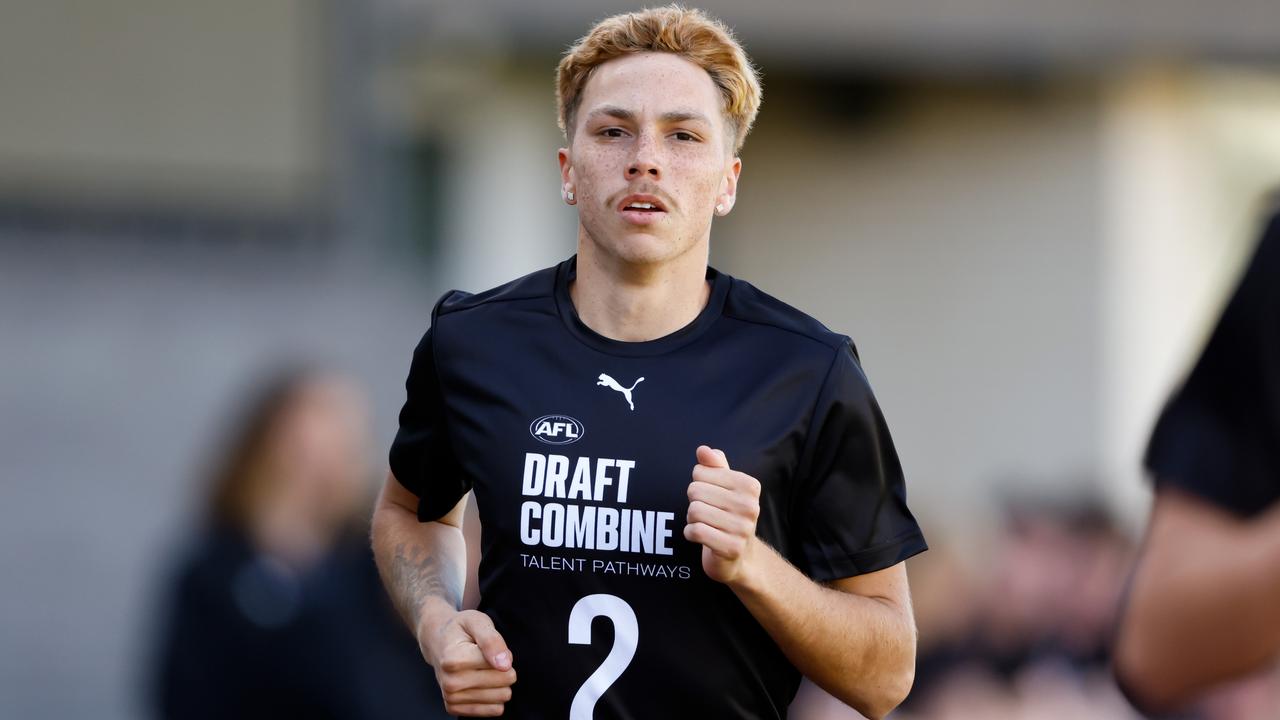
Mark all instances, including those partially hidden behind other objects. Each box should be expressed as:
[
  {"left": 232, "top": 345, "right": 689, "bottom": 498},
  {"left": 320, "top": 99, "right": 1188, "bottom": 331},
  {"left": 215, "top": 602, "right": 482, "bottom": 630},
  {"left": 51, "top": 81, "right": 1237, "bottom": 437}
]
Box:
[{"left": 626, "top": 131, "right": 662, "bottom": 180}]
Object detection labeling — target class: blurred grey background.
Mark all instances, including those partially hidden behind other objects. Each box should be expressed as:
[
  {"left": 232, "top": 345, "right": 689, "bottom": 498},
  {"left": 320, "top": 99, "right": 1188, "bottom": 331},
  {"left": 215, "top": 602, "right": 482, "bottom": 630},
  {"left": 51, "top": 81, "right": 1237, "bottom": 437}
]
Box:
[{"left": 3, "top": 1, "right": 1280, "bottom": 718}]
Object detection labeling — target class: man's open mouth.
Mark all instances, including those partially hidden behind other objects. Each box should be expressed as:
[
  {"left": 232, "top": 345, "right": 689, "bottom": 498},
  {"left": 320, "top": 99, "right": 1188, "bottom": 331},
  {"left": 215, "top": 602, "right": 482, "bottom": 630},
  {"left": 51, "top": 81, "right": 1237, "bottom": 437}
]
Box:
[{"left": 618, "top": 195, "right": 668, "bottom": 214}]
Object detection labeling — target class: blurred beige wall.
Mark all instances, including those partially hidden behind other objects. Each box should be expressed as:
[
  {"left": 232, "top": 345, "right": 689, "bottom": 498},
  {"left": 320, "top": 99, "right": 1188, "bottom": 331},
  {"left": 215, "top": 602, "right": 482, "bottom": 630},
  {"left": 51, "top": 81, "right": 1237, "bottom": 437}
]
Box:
[{"left": 0, "top": 0, "right": 327, "bottom": 208}]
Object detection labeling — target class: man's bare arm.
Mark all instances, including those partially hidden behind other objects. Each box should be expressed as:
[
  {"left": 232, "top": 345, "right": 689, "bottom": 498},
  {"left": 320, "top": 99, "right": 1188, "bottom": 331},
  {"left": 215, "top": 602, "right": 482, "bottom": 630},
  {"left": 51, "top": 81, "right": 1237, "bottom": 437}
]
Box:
[
  {"left": 371, "top": 470, "right": 467, "bottom": 638},
  {"left": 1115, "top": 487, "right": 1280, "bottom": 712},
  {"left": 371, "top": 472, "right": 516, "bottom": 717},
  {"left": 731, "top": 550, "right": 916, "bottom": 720},
  {"left": 684, "top": 445, "right": 916, "bottom": 719}
]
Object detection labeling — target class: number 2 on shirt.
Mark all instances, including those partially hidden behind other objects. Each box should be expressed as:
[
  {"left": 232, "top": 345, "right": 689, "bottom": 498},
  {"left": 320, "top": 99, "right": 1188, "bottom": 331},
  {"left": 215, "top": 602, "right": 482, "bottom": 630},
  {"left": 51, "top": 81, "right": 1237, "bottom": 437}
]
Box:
[{"left": 567, "top": 594, "right": 638, "bottom": 719}]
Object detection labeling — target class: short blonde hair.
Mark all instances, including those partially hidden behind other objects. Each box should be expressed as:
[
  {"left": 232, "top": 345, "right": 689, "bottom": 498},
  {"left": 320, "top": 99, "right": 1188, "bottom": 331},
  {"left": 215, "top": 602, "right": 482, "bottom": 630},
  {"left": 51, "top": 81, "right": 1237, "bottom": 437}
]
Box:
[{"left": 556, "top": 5, "right": 762, "bottom": 154}]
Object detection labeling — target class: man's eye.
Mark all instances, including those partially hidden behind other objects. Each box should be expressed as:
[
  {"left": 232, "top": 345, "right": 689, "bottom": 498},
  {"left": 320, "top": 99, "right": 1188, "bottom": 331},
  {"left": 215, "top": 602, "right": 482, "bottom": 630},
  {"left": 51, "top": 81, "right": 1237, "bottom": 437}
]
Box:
[
  {"left": 601, "top": 128, "right": 626, "bottom": 138},
  {"left": 673, "top": 132, "right": 698, "bottom": 142}
]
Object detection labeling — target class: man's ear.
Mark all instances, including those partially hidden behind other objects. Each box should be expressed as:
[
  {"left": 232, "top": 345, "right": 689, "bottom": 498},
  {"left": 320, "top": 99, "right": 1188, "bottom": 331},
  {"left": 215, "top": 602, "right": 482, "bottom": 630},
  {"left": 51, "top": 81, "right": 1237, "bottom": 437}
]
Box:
[
  {"left": 720, "top": 156, "right": 743, "bottom": 211},
  {"left": 558, "top": 147, "right": 573, "bottom": 186}
]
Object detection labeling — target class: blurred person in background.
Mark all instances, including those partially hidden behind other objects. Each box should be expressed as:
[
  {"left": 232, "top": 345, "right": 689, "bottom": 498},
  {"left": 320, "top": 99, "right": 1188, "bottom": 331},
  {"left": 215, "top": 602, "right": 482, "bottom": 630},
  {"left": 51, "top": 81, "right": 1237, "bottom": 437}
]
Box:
[
  {"left": 148, "top": 367, "right": 448, "bottom": 719},
  {"left": 371, "top": 5, "right": 925, "bottom": 719},
  {"left": 894, "top": 499, "right": 1140, "bottom": 720},
  {"left": 1115, "top": 204, "right": 1280, "bottom": 715}
]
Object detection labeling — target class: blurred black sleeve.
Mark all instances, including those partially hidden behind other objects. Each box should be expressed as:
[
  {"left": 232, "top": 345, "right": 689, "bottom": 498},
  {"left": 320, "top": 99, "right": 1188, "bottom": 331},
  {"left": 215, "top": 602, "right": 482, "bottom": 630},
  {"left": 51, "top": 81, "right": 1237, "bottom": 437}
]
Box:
[{"left": 1145, "top": 211, "right": 1280, "bottom": 518}]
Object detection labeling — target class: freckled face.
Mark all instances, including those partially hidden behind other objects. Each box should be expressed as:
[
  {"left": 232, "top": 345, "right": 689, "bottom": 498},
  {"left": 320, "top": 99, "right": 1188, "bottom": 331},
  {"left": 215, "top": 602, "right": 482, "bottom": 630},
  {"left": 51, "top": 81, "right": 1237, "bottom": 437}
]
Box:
[{"left": 559, "top": 52, "right": 740, "bottom": 266}]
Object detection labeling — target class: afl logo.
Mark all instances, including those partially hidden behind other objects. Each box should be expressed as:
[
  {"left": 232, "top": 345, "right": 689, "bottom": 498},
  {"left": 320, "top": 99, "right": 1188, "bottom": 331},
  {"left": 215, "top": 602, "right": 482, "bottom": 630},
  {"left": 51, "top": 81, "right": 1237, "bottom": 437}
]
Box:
[{"left": 530, "top": 415, "right": 585, "bottom": 445}]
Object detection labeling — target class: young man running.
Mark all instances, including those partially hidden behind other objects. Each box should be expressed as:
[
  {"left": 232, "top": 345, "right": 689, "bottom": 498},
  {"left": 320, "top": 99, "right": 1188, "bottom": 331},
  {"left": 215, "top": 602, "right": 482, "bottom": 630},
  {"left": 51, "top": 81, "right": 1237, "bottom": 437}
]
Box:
[{"left": 371, "top": 7, "right": 926, "bottom": 718}]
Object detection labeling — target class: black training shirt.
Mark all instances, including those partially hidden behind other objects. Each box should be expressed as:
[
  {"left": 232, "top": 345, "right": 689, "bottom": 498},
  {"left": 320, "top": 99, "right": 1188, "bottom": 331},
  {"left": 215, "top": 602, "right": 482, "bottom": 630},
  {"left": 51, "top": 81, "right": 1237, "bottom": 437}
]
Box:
[
  {"left": 390, "top": 255, "right": 927, "bottom": 719},
  {"left": 1146, "top": 210, "right": 1280, "bottom": 517}
]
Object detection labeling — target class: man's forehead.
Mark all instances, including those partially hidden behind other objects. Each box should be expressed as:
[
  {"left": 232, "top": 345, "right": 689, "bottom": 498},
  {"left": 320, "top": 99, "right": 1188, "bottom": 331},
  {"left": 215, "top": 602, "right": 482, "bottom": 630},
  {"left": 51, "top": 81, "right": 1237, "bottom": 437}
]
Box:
[{"left": 579, "top": 52, "right": 723, "bottom": 116}]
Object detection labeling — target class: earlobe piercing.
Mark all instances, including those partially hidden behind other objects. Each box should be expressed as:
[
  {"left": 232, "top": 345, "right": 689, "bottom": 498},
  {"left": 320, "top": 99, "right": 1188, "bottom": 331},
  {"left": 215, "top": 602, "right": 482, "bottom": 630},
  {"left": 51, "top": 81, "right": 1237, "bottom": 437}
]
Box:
[
  {"left": 715, "top": 203, "right": 725, "bottom": 215},
  {"left": 565, "top": 189, "right": 576, "bottom": 204}
]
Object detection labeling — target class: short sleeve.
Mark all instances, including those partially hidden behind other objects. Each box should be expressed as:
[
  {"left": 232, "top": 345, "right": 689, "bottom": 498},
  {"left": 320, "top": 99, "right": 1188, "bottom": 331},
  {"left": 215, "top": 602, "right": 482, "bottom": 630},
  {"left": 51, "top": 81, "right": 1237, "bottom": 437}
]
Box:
[
  {"left": 388, "top": 314, "right": 471, "bottom": 522},
  {"left": 791, "top": 340, "right": 927, "bottom": 581},
  {"left": 1145, "top": 211, "right": 1280, "bottom": 517}
]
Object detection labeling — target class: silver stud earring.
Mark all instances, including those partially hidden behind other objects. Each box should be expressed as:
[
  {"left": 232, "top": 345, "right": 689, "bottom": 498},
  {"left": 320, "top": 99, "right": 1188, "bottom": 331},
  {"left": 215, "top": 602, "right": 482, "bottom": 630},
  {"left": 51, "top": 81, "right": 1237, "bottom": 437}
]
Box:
[
  {"left": 566, "top": 190, "right": 575, "bottom": 203},
  {"left": 715, "top": 203, "right": 725, "bottom": 214}
]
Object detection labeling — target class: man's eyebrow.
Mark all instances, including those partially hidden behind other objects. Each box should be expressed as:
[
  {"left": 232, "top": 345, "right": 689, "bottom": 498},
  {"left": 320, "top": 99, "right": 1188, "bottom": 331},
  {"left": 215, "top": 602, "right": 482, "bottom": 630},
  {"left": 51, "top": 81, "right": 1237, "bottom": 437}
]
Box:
[
  {"left": 585, "top": 106, "right": 713, "bottom": 125},
  {"left": 659, "top": 110, "right": 712, "bottom": 125},
  {"left": 587, "top": 105, "right": 637, "bottom": 122}
]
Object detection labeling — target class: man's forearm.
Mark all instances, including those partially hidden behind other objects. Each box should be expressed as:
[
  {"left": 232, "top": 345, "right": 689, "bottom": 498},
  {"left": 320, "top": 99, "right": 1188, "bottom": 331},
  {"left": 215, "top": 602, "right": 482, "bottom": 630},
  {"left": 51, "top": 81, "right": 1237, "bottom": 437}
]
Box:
[
  {"left": 729, "top": 542, "right": 915, "bottom": 719},
  {"left": 1116, "top": 491, "right": 1280, "bottom": 711},
  {"left": 371, "top": 501, "right": 467, "bottom": 639}
]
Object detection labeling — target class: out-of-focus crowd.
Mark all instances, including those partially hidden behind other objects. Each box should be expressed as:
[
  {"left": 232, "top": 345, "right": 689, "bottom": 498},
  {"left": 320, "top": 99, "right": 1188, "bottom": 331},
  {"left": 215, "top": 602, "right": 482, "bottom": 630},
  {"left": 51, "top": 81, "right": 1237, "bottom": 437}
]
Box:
[{"left": 895, "top": 502, "right": 1280, "bottom": 720}]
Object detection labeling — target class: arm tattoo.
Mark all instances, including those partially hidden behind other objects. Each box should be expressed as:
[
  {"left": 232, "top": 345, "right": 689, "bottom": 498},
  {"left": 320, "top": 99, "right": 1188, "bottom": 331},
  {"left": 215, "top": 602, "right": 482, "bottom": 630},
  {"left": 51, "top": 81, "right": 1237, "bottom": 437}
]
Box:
[{"left": 390, "top": 541, "right": 463, "bottom": 627}]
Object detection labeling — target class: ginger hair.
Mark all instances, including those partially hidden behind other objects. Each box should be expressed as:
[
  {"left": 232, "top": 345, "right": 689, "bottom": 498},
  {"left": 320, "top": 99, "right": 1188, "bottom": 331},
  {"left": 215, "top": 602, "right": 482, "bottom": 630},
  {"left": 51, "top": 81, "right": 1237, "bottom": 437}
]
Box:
[{"left": 556, "top": 5, "right": 762, "bottom": 154}]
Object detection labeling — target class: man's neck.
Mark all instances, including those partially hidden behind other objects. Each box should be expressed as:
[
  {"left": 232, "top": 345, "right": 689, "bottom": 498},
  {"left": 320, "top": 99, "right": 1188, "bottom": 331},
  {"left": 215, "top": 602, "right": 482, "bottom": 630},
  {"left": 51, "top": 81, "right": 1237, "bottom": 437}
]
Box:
[{"left": 569, "top": 236, "right": 712, "bottom": 343}]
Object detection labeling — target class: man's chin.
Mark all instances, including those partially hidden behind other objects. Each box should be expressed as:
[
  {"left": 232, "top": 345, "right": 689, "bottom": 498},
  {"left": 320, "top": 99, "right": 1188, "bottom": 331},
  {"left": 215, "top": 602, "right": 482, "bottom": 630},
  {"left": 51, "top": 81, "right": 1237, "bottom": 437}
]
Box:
[
  {"left": 595, "top": 235, "right": 678, "bottom": 265},
  {"left": 581, "top": 223, "right": 704, "bottom": 268}
]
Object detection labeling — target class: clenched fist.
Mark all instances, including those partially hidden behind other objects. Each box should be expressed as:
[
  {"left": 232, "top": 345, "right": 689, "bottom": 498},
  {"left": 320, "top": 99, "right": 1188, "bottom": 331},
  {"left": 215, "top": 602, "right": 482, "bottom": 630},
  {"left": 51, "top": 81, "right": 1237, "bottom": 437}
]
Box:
[
  {"left": 420, "top": 609, "right": 517, "bottom": 717},
  {"left": 684, "top": 445, "right": 762, "bottom": 585}
]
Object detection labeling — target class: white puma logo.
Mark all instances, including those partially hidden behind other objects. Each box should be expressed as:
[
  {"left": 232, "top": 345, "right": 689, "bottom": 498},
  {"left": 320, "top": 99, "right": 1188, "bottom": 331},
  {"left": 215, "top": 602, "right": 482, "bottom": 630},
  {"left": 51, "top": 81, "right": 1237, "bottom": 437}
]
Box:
[{"left": 596, "top": 373, "right": 644, "bottom": 411}]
